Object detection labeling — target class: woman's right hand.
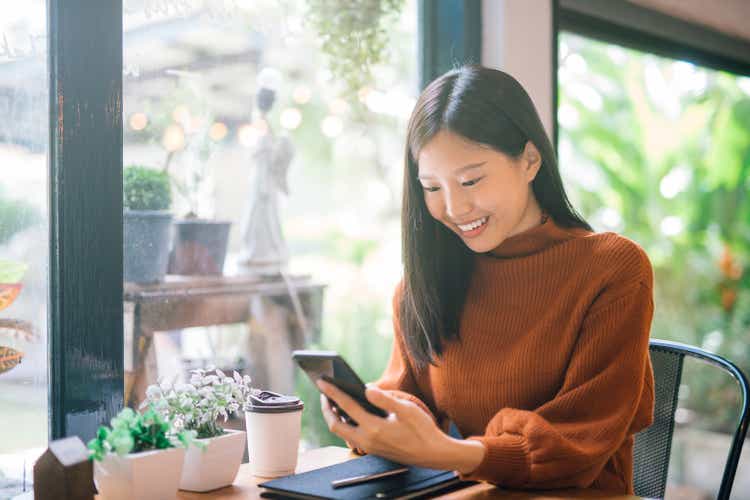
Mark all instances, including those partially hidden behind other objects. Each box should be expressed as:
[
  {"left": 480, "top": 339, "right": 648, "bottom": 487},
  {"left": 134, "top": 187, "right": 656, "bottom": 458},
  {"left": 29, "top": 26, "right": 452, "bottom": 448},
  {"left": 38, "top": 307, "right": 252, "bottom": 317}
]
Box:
[{"left": 321, "top": 384, "right": 436, "bottom": 455}]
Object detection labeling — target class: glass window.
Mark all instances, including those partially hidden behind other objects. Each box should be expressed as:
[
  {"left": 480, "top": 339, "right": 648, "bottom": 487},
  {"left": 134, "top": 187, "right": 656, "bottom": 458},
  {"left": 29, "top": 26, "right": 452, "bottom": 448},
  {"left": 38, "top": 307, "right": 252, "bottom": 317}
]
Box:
[
  {"left": 0, "top": 1, "right": 49, "bottom": 495},
  {"left": 123, "top": 0, "right": 417, "bottom": 449},
  {"left": 559, "top": 31, "right": 750, "bottom": 498}
]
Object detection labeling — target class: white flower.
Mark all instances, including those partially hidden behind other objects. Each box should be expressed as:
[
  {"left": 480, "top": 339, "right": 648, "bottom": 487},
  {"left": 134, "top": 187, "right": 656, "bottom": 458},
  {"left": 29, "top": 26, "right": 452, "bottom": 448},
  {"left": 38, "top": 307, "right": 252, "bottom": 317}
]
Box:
[
  {"left": 145, "top": 385, "right": 162, "bottom": 399},
  {"left": 142, "top": 366, "right": 258, "bottom": 437}
]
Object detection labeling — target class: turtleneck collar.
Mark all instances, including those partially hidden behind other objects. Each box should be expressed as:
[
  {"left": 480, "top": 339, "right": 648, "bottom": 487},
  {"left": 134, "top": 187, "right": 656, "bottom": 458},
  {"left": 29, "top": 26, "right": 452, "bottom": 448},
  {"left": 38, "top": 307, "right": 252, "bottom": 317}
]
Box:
[{"left": 485, "top": 215, "right": 591, "bottom": 259}]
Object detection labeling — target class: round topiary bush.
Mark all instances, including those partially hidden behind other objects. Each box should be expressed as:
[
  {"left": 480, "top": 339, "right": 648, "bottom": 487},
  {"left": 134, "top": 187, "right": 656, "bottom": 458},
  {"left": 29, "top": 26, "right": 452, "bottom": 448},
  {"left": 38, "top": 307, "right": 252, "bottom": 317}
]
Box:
[{"left": 124, "top": 165, "right": 172, "bottom": 211}]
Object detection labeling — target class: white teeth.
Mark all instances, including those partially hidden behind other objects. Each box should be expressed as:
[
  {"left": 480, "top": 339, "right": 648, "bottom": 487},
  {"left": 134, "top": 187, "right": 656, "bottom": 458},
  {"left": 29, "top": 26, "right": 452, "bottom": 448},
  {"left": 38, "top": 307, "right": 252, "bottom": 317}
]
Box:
[{"left": 458, "top": 217, "right": 488, "bottom": 232}]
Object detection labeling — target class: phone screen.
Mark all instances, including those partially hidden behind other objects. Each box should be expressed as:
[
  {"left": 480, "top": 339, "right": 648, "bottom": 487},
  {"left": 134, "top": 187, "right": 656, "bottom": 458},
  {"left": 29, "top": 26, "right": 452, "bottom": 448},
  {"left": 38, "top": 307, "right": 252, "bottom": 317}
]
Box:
[{"left": 293, "top": 350, "right": 388, "bottom": 423}]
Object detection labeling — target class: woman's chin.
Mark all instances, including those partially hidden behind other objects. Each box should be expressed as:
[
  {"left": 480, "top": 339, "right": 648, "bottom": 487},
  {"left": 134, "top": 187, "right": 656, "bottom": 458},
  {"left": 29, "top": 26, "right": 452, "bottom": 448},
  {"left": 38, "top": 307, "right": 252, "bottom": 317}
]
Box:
[{"left": 462, "top": 236, "right": 502, "bottom": 254}]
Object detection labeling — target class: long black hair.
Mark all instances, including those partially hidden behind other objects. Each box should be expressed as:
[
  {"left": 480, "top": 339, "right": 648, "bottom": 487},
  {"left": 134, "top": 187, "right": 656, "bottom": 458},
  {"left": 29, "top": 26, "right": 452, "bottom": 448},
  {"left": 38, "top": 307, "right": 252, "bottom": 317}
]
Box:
[{"left": 400, "top": 65, "right": 591, "bottom": 370}]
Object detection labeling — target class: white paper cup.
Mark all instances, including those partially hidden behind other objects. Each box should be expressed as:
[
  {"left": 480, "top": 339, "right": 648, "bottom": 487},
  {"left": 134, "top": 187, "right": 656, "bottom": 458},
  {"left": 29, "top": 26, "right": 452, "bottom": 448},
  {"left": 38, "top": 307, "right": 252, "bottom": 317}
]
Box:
[{"left": 244, "top": 391, "right": 304, "bottom": 477}]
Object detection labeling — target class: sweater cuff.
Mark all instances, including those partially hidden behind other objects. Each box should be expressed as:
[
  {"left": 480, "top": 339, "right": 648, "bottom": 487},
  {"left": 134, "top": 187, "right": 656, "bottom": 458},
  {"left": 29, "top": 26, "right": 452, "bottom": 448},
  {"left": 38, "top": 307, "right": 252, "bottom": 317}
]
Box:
[{"left": 459, "top": 434, "right": 530, "bottom": 486}]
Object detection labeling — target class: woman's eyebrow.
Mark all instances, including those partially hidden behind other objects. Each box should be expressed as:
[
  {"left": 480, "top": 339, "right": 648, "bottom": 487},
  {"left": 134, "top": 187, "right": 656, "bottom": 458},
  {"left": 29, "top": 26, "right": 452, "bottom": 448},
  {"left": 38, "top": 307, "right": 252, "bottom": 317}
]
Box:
[
  {"left": 455, "top": 162, "right": 487, "bottom": 174},
  {"left": 418, "top": 162, "right": 486, "bottom": 180}
]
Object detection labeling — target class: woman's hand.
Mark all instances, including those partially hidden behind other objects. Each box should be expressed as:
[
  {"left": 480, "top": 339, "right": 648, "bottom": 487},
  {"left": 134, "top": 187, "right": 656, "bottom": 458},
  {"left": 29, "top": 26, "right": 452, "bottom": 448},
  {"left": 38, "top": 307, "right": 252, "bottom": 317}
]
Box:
[{"left": 318, "top": 379, "right": 484, "bottom": 472}]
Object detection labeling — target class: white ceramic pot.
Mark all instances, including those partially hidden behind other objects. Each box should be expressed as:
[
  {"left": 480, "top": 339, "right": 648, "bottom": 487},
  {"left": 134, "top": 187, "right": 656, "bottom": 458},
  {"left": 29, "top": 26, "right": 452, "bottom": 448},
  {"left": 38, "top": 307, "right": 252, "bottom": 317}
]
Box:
[
  {"left": 179, "top": 429, "right": 247, "bottom": 492},
  {"left": 94, "top": 446, "right": 185, "bottom": 500}
]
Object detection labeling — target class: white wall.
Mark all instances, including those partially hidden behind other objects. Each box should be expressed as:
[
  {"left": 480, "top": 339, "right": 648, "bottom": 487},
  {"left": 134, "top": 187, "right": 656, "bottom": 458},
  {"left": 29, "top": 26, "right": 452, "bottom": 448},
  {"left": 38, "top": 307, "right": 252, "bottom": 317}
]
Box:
[{"left": 482, "top": 0, "right": 554, "bottom": 137}]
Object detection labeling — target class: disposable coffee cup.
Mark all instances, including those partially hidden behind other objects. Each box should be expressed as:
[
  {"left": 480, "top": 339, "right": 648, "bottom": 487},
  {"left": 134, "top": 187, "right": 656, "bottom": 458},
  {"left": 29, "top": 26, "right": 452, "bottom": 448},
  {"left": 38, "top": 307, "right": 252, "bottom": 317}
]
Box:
[{"left": 244, "top": 390, "right": 304, "bottom": 477}]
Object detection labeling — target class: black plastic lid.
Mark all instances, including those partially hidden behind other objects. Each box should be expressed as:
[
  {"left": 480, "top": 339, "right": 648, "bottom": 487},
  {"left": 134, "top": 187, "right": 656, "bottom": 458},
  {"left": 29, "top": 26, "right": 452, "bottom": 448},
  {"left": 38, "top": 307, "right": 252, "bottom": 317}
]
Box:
[{"left": 244, "top": 390, "right": 304, "bottom": 414}]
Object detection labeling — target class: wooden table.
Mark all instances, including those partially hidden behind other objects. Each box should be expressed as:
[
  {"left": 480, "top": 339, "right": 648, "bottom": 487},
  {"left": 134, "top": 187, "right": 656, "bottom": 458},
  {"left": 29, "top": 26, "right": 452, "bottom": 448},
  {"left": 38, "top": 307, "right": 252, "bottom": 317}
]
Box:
[
  {"left": 124, "top": 274, "right": 325, "bottom": 407},
  {"left": 178, "top": 446, "right": 645, "bottom": 499}
]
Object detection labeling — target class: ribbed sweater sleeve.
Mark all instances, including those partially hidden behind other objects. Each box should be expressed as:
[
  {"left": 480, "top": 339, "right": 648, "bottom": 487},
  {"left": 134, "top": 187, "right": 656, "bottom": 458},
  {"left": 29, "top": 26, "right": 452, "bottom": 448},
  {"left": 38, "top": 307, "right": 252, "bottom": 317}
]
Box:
[{"left": 461, "top": 277, "right": 655, "bottom": 489}]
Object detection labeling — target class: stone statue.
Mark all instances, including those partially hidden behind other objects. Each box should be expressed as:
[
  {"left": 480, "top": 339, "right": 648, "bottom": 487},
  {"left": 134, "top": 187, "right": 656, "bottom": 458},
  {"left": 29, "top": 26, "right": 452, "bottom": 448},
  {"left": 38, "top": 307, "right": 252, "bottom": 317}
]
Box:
[{"left": 237, "top": 70, "right": 294, "bottom": 275}]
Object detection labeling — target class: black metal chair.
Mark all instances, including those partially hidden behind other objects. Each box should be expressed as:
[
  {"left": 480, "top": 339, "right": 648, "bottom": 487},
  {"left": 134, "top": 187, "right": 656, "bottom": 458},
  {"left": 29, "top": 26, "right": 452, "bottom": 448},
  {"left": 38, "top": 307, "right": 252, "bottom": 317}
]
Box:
[{"left": 633, "top": 339, "right": 750, "bottom": 500}]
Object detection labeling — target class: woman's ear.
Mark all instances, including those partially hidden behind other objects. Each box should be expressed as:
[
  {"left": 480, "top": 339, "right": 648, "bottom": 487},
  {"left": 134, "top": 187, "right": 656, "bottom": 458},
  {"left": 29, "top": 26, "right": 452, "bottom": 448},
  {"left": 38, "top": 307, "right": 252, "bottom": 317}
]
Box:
[{"left": 522, "top": 141, "right": 542, "bottom": 182}]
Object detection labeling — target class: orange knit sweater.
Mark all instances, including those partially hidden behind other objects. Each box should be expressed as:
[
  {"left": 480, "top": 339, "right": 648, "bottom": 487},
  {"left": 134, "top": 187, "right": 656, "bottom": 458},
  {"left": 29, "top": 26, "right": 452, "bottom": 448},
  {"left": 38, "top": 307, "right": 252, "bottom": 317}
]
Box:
[{"left": 375, "top": 216, "right": 654, "bottom": 493}]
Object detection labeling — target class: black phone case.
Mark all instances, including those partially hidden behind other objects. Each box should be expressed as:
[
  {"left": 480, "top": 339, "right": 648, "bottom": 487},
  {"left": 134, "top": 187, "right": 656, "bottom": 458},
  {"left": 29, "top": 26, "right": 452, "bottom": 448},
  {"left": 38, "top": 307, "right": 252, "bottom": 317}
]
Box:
[
  {"left": 320, "top": 373, "right": 388, "bottom": 421},
  {"left": 294, "top": 352, "right": 388, "bottom": 424}
]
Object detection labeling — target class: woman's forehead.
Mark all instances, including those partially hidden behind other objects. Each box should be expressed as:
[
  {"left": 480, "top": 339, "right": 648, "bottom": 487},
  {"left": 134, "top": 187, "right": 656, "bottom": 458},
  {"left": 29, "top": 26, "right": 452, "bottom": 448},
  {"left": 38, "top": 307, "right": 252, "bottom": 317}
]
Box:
[{"left": 417, "top": 131, "right": 494, "bottom": 175}]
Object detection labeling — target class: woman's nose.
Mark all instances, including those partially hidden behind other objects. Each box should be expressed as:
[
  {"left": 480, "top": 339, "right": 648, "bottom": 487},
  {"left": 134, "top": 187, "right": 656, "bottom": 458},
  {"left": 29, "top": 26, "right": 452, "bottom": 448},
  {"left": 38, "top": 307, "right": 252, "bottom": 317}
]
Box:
[{"left": 444, "top": 189, "right": 472, "bottom": 220}]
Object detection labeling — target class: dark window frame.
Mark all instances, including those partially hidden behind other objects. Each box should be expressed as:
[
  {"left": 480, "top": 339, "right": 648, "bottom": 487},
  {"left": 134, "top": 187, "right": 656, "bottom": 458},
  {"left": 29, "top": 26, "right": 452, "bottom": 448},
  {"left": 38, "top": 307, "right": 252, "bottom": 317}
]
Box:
[
  {"left": 48, "top": 0, "right": 124, "bottom": 441},
  {"left": 45, "top": 1, "right": 481, "bottom": 442},
  {"left": 418, "top": 0, "right": 482, "bottom": 90}
]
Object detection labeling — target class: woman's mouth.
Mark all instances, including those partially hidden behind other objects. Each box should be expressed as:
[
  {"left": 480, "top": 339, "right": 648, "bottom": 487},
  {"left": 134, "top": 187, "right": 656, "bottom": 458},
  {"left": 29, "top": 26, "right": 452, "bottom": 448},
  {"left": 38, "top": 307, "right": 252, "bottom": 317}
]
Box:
[{"left": 457, "top": 216, "right": 488, "bottom": 238}]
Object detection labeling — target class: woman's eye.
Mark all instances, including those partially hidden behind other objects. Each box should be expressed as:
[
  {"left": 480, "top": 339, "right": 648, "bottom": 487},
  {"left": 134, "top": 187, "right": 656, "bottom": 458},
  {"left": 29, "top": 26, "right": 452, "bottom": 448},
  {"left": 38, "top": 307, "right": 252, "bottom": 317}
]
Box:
[
  {"left": 422, "top": 186, "right": 440, "bottom": 193},
  {"left": 462, "top": 177, "right": 484, "bottom": 187}
]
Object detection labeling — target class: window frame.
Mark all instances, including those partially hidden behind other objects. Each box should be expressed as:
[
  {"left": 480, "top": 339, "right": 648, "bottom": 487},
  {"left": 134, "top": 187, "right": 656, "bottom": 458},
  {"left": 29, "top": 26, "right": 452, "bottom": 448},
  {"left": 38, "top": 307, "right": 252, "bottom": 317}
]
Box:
[
  {"left": 418, "top": 0, "right": 482, "bottom": 90},
  {"left": 48, "top": 0, "right": 124, "bottom": 440}
]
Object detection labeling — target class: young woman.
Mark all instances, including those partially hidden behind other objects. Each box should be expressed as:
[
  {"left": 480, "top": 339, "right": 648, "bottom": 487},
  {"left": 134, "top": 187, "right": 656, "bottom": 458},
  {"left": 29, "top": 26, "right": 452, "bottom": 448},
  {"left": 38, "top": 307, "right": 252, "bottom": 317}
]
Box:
[{"left": 317, "top": 65, "right": 654, "bottom": 494}]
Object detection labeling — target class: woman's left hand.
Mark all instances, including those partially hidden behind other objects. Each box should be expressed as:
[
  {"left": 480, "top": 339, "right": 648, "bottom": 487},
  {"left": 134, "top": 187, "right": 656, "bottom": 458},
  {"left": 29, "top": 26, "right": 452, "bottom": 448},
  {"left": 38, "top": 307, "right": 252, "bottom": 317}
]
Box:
[{"left": 317, "top": 379, "right": 451, "bottom": 469}]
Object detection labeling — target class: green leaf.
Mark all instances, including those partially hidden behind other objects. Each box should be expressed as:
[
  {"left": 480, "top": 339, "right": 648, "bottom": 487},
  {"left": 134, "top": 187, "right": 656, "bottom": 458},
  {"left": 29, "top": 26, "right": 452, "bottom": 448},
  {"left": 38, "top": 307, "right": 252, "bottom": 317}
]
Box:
[
  {"left": 124, "top": 165, "right": 172, "bottom": 211},
  {"left": 96, "top": 426, "right": 110, "bottom": 441},
  {"left": 0, "top": 187, "right": 41, "bottom": 245},
  {"left": 87, "top": 436, "right": 105, "bottom": 461},
  {"left": 705, "top": 99, "right": 750, "bottom": 189},
  {"left": 110, "top": 430, "right": 135, "bottom": 456},
  {"left": 0, "top": 260, "right": 27, "bottom": 284}
]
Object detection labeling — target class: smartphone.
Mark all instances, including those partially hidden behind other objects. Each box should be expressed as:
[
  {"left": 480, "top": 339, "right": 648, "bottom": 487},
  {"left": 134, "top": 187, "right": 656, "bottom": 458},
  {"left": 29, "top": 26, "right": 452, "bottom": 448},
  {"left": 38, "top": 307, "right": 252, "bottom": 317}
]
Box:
[{"left": 292, "top": 350, "right": 388, "bottom": 425}]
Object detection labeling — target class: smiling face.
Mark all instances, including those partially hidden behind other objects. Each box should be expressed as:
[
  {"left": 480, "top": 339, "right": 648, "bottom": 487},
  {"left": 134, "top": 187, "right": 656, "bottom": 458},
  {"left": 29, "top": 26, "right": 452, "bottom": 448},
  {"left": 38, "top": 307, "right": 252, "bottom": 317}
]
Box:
[{"left": 416, "top": 130, "right": 544, "bottom": 254}]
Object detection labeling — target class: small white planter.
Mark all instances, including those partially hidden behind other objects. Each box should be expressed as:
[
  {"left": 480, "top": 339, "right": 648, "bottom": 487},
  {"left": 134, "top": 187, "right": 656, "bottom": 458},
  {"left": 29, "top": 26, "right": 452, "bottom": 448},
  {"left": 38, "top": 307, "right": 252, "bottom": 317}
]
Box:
[
  {"left": 94, "top": 446, "right": 185, "bottom": 500},
  {"left": 179, "top": 429, "right": 247, "bottom": 492}
]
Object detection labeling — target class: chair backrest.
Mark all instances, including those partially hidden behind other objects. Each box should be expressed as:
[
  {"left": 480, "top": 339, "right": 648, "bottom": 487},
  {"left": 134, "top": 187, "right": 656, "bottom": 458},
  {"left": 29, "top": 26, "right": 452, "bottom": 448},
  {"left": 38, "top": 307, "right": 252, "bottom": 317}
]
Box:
[{"left": 633, "top": 339, "right": 750, "bottom": 500}]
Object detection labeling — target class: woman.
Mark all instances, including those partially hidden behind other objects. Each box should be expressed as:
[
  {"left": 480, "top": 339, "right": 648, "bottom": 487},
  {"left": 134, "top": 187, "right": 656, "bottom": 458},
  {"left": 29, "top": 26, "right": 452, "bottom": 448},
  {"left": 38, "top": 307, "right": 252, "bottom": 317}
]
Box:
[{"left": 318, "top": 65, "right": 654, "bottom": 494}]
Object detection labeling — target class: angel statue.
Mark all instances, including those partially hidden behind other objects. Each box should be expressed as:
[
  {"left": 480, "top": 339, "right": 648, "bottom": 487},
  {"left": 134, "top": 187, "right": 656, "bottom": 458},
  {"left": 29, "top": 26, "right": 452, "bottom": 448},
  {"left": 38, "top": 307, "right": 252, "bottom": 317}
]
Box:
[{"left": 237, "top": 69, "right": 295, "bottom": 275}]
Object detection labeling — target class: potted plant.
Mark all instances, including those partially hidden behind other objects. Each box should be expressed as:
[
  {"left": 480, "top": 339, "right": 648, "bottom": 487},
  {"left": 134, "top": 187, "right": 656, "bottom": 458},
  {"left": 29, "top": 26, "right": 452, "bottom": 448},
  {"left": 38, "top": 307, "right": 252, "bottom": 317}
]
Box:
[
  {"left": 167, "top": 129, "right": 232, "bottom": 276},
  {"left": 163, "top": 76, "right": 232, "bottom": 276},
  {"left": 0, "top": 190, "right": 41, "bottom": 375},
  {"left": 88, "top": 407, "right": 194, "bottom": 500},
  {"left": 141, "top": 367, "right": 257, "bottom": 492},
  {"left": 307, "top": 0, "right": 405, "bottom": 96},
  {"left": 123, "top": 165, "right": 173, "bottom": 283},
  {"left": 0, "top": 260, "right": 35, "bottom": 375}
]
